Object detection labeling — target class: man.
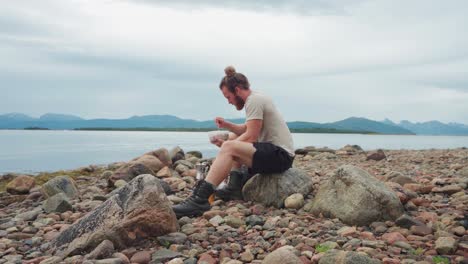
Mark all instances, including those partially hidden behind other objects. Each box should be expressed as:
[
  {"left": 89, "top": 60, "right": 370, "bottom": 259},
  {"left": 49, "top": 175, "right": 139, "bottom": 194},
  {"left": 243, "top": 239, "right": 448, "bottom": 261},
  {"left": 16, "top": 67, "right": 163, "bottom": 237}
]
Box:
[{"left": 172, "top": 66, "right": 295, "bottom": 218}]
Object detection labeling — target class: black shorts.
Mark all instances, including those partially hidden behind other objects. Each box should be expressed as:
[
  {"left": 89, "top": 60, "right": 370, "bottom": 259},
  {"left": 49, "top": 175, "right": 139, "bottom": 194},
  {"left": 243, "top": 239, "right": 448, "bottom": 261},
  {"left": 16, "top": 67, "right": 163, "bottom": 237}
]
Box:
[{"left": 249, "top": 142, "right": 294, "bottom": 174}]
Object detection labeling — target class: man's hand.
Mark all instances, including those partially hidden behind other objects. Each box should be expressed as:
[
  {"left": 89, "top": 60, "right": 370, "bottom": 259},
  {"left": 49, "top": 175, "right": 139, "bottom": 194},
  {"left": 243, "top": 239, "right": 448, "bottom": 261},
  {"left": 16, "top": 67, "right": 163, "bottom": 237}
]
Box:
[
  {"left": 215, "top": 117, "right": 226, "bottom": 129},
  {"left": 212, "top": 138, "right": 225, "bottom": 148}
]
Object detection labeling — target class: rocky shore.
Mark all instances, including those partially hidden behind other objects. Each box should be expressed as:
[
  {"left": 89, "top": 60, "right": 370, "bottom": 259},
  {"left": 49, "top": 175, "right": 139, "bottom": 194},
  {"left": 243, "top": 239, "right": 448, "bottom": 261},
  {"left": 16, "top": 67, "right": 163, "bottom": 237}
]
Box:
[{"left": 0, "top": 146, "right": 467, "bottom": 264}]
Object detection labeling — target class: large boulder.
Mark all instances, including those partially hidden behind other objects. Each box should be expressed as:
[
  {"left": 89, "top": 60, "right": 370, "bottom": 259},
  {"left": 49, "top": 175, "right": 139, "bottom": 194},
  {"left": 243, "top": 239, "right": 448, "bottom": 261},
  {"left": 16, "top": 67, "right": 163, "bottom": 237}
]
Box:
[
  {"left": 52, "top": 174, "right": 178, "bottom": 257},
  {"left": 41, "top": 176, "right": 79, "bottom": 199},
  {"left": 242, "top": 168, "right": 312, "bottom": 208},
  {"left": 109, "top": 154, "right": 165, "bottom": 187},
  {"left": 6, "top": 175, "right": 36, "bottom": 194},
  {"left": 306, "top": 165, "right": 404, "bottom": 226}
]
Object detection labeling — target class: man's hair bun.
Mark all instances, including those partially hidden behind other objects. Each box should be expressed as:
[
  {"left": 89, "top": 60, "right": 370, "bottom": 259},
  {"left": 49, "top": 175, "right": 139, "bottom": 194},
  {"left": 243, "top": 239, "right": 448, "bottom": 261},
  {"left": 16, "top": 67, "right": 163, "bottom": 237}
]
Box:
[{"left": 224, "top": 66, "right": 236, "bottom": 77}]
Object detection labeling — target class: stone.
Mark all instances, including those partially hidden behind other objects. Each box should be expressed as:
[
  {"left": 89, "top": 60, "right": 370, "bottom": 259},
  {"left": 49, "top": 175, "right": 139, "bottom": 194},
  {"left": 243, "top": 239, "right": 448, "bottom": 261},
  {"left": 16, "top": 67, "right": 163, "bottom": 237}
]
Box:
[
  {"left": 114, "top": 180, "right": 127, "bottom": 188},
  {"left": 41, "top": 176, "right": 79, "bottom": 198},
  {"left": 186, "top": 151, "right": 202, "bottom": 159},
  {"left": 435, "top": 237, "right": 458, "bottom": 254},
  {"left": 382, "top": 232, "right": 408, "bottom": 245},
  {"left": 240, "top": 250, "right": 254, "bottom": 262},
  {"left": 169, "top": 146, "right": 185, "bottom": 164},
  {"left": 243, "top": 168, "right": 312, "bottom": 208},
  {"left": 157, "top": 232, "right": 187, "bottom": 246},
  {"left": 156, "top": 167, "right": 172, "bottom": 178},
  {"left": 386, "top": 172, "right": 416, "bottom": 186},
  {"left": 130, "top": 251, "right": 151, "bottom": 263},
  {"left": 52, "top": 175, "right": 178, "bottom": 257},
  {"left": 15, "top": 207, "right": 43, "bottom": 221},
  {"left": 112, "top": 253, "right": 130, "bottom": 264},
  {"left": 245, "top": 215, "right": 265, "bottom": 227},
  {"left": 395, "top": 215, "right": 425, "bottom": 229},
  {"left": 262, "top": 246, "right": 301, "bottom": 264},
  {"left": 432, "top": 185, "right": 463, "bottom": 195},
  {"left": 306, "top": 165, "right": 404, "bottom": 226},
  {"left": 337, "top": 226, "right": 357, "bottom": 237},
  {"left": 284, "top": 193, "right": 305, "bottom": 209},
  {"left": 150, "top": 249, "right": 184, "bottom": 263},
  {"left": 84, "top": 240, "right": 114, "bottom": 260},
  {"left": 43, "top": 193, "right": 73, "bottom": 213},
  {"left": 6, "top": 175, "right": 36, "bottom": 194},
  {"left": 410, "top": 225, "right": 432, "bottom": 236},
  {"left": 366, "top": 149, "right": 386, "bottom": 161},
  {"left": 198, "top": 253, "right": 216, "bottom": 264},
  {"left": 144, "top": 148, "right": 172, "bottom": 167},
  {"left": 318, "top": 250, "right": 381, "bottom": 264},
  {"left": 224, "top": 215, "right": 245, "bottom": 228},
  {"left": 94, "top": 258, "right": 124, "bottom": 264},
  {"left": 109, "top": 154, "right": 164, "bottom": 186}
]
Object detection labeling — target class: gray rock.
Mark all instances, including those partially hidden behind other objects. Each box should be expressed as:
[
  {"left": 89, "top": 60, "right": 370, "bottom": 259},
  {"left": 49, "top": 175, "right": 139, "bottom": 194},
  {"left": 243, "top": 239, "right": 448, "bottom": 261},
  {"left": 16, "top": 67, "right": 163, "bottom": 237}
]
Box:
[
  {"left": 39, "top": 256, "right": 63, "bottom": 264},
  {"left": 157, "top": 232, "right": 188, "bottom": 245},
  {"left": 284, "top": 193, "right": 305, "bottom": 209},
  {"left": 245, "top": 215, "right": 265, "bottom": 227},
  {"left": 306, "top": 165, "right": 404, "bottom": 226},
  {"left": 43, "top": 193, "right": 73, "bottom": 213},
  {"left": 366, "top": 149, "right": 386, "bottom": 161},
  {"left": 150, "top": 248, "right": 184, "bottom": 264},
  {"left": 52, "top": 174, "right": 178, "bottom": 258},
  {"left": 94, "top": 259, "right": 124, "bottom": 264},
  {"left": 319, "top": 250, "right": 381, "bottom": 264},
  {"left": 186, "top": 151, "right": 202, "bottom": 159},
  {"left": 243, "top": 168, "right": 313, "bottom": 208},
  {"left": 170, "top": 146, "right": 185, "bottom": 164},
  {"left": 84, "top": 240, "right": 114, "bottom": 260},
  {"left": 435, "top": 237, "right": 458, "bottom": 254},
  {"left": 395, "top": 214, "right": 425, "bottom": 229},
  {"left": 15, "top": 207, "right": 43, "bottom": 221},
  {"left": 41, "top": 176, "right": 79, "bottom": 199},
  {"left": 262, "top": 246, "right": 301, "bottom": 264}
]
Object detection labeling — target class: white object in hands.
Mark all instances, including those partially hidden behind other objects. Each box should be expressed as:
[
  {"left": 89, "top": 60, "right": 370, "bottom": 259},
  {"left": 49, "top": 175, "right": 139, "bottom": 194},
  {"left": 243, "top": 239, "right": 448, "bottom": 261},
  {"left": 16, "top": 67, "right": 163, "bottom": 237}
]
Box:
[{"left": 208, "top": 130, "right": 229, "bottom": 143}]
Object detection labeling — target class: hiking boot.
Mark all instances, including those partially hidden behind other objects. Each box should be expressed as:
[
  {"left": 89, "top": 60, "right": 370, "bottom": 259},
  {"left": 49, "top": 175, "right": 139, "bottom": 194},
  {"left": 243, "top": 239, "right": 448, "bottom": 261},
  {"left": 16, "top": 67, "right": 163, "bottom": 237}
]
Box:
[
  {"left": 215, "top": 171, "right": 245, "bottom": 201},
  {"left": 172, "top": 179, "right": 215, "bottom": 218}
]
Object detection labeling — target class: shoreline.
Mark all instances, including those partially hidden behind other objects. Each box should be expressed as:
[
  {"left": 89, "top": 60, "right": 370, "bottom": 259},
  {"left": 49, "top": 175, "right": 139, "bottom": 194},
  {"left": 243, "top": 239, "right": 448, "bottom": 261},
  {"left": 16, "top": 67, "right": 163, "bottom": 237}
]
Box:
[{"left": 0, "top": 147, "right": 467, "bottom": 263}]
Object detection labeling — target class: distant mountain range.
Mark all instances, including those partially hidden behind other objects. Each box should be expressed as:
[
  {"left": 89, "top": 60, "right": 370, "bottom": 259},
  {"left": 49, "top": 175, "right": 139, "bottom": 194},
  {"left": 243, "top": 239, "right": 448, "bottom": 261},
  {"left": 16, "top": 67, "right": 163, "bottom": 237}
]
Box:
[{"left": 1, "top": 113, "right": 467, "bottom": 135}]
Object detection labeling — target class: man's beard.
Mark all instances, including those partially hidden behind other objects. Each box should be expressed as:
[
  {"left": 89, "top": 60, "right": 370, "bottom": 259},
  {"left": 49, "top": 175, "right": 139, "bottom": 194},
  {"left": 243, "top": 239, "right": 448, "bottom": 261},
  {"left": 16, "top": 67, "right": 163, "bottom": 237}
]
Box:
[{"left": 234, "top": 95, "right": 245, "bottom": 110}]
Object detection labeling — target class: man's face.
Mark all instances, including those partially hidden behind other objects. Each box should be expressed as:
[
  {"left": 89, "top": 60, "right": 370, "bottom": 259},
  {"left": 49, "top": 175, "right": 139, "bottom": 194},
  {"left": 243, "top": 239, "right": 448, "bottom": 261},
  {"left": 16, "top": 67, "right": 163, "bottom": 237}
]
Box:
[{"left": 221, "top": 86, "right": 245, "bottom": 110}]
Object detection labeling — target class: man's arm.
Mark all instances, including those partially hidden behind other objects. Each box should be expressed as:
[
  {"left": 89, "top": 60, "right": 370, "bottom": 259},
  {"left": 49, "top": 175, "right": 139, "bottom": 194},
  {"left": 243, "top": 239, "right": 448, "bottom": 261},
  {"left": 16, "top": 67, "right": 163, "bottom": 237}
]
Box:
[
  {"left": 215, "top": 117, "right": 246, "bottom": 136},
  {"left": 236, "top": 119, "right": 262, "bottom": 143}
]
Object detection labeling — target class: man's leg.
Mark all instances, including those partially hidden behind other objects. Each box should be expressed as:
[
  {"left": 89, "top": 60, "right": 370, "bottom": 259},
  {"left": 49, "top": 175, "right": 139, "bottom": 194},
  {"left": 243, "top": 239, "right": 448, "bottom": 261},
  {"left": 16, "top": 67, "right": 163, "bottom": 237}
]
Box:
[
  {"left": 205, "top": 140, "right": 255, "bottom": 186},
  {"left": 172, "top": 141, "right": 256, "bottom": 218}
]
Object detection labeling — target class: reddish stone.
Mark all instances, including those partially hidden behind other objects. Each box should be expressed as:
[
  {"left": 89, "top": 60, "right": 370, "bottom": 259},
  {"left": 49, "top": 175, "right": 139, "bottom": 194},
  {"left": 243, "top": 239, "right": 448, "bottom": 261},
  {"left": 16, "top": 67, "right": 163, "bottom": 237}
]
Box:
[
  {"left": 416, "top": 212, "right": 438, "bottom": 223},
  {"left": 202, "top": 210, "right": 226, "bottom": 219},
  {"left": 382, "top": 232, "right": 408, "bottom": 245},
  {"left": 6, "top": 175, "right": 36, "bottom": 194},
  {"left": 198, "top": 253, "right": 217, "bottom": 264},
  {"left": 361, "top": 231, "right": 376, "bottom": 240},
  {"left": 410, "top": 225, "right": 433, "bottom": 236},
  {"left": 300, "top": 255, "right": 312, "bottom": 264},
  {"left": 130, "top": 251, "right": 151, "bottom": 264},
  {"left": 383, "top": 258, "right": 400, "bottom": 264},
  {"left": 182, "top": 169, "right": 197, "bottom": 178}
]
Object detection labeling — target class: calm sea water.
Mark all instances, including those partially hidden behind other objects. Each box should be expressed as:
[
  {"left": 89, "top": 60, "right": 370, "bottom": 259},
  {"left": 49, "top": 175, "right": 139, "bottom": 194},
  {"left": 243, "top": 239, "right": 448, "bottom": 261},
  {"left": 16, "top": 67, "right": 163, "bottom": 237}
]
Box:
[{"left": 1, "top": 130, "right": 467, "bottom": 174}]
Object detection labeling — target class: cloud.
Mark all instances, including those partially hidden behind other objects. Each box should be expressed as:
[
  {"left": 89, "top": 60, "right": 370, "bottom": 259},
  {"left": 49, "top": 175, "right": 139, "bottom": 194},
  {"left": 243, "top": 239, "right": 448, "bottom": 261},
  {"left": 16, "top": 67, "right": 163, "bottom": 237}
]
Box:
[{"left": 0, "top": 0, "right": 467, "bottom": 123}]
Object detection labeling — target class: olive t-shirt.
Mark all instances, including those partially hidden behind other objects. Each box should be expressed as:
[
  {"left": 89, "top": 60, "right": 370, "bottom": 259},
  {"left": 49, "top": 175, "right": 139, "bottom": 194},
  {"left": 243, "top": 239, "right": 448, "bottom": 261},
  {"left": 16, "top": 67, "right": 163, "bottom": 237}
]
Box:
[{"left": 245, "top": 91, "right": 294, "bottom": 156}]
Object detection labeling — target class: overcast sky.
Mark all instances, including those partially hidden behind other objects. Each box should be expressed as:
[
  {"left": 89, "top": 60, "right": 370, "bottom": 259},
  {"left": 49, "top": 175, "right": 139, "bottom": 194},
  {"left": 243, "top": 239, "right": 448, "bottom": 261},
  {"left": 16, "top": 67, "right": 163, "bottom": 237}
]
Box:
[{"left": 1, "top": 0, "right": 467, "bottom": 124}]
